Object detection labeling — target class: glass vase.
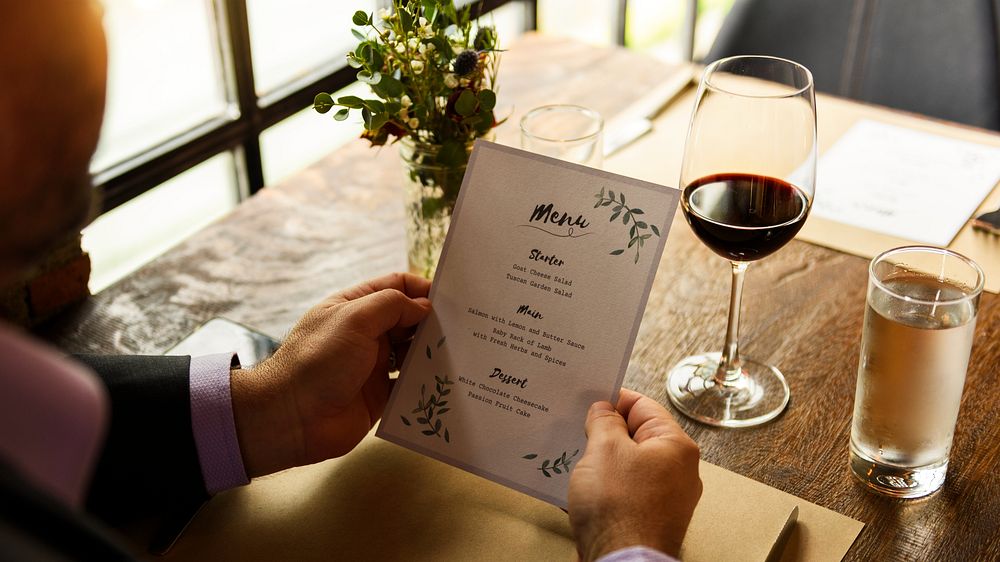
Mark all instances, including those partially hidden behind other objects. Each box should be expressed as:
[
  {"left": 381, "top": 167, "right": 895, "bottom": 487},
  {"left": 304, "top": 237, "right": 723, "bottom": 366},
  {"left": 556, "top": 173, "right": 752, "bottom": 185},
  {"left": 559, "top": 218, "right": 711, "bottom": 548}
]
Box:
[{"left": 398, "top": 137, "right": 477, "bottom": 278}]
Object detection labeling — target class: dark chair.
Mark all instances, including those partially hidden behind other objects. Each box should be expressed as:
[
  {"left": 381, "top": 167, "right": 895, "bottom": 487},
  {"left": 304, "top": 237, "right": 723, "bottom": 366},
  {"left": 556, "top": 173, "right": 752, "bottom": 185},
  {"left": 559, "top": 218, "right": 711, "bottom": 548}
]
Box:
[{"left": 705, "top": 0, "right": 1000, "bottom": 130}]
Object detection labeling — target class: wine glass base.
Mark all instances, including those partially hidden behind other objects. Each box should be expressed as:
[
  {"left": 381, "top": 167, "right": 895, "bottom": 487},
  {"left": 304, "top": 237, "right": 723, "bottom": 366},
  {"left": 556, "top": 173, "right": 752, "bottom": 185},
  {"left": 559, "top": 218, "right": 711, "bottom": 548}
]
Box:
[{"left": 666, "top": 352, "right": 789, "bottom": 428}]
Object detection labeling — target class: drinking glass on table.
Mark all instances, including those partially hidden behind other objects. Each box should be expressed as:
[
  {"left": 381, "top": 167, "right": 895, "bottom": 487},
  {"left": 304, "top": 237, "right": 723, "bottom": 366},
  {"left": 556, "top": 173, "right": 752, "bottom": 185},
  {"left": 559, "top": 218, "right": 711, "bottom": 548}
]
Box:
[
  {"left": 666, "top": 56, "right": 817, "bottom": 428},
  {"left": 520, "top": 104, "right": 604, "bottom": 168},
  {"left": 850, "top": 246, "right": 983, "bottom": 498}
]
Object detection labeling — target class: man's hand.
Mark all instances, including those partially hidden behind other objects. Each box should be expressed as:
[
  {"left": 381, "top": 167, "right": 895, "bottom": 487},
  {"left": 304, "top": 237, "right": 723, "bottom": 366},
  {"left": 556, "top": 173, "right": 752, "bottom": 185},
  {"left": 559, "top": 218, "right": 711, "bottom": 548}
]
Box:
[
  {"left": 231, "top": 273, "right": 432, "bottom": 477},
  {"left": 568, "top": 388, "right": 702, "bottom": 561}
]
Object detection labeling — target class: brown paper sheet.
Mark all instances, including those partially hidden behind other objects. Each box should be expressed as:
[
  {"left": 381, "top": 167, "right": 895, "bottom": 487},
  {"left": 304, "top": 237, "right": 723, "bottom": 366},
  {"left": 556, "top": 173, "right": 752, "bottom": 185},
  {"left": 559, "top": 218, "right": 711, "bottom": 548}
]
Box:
[
  {"left": 602, "top": 81, "right": 1000, "bottom": 294},
  {"left": 161, "top": 432, "right": 861, "bottom": 562}
]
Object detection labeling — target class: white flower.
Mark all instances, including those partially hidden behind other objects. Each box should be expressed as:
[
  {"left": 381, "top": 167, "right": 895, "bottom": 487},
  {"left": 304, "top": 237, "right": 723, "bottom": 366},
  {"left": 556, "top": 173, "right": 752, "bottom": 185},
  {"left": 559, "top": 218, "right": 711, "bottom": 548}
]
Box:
[
  {"left": 407, "top": 37, "right": 418, "bottom": 50},
  {"left": 398, "top": 108, "right": 409, "bottom": 120},
  {"left": 408, "top": 117, "right": 420, "bottom": 128},
  {"left": 411, "top": 60, "right": 424, "bottom": 74},
  {"left": 444, "top": 73, "right": 459, "bottom": 88},
  {"left": 400, "top": 95, "right": 412, "bottom": 108},
  {"left": 395, "top": 42, "right": 405, "bottom": 54},
  {"left": 378, "top": 8, "right": 392, "bottom": 21},
  {"left": 418, "top": 17, "right": 428, "bottom": 27},
  {"left": 459, "top": 77, "right": 470, "bottom": 87},
  {"left": 419, "top": 25, "right": 434, "bottom": 39},
  {"left": 424, "top": 42, "right": 435, "bottom": 53}
]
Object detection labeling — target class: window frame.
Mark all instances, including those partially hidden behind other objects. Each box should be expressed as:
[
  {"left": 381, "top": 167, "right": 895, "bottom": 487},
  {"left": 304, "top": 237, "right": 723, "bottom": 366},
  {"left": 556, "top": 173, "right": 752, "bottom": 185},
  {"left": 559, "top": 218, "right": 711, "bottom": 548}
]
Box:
[{"left": 93, "top": 0, "right": 538, "bottom": 214}]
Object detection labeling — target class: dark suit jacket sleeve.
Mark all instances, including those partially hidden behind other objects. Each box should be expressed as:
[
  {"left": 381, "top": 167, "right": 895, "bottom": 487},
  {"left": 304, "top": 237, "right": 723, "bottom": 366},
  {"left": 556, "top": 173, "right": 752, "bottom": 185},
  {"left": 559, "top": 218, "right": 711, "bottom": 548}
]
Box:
[{"left": 74, "top": 355, "right": 208, "bottom": 525}]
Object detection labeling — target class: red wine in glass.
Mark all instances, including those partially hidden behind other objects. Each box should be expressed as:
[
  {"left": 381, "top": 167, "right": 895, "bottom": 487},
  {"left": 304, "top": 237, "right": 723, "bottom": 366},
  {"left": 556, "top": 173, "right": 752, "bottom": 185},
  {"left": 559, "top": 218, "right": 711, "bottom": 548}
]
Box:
[{"left": 682, "top": 173, "right": 809, "bottom": 262}]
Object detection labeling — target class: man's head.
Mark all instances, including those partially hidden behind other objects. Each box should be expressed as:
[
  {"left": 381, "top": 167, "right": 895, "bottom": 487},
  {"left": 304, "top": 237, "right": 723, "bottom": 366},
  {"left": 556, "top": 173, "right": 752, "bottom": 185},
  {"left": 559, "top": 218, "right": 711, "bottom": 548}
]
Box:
[{"left": 0, "top": 1, "right": 107, "bottom": 285}]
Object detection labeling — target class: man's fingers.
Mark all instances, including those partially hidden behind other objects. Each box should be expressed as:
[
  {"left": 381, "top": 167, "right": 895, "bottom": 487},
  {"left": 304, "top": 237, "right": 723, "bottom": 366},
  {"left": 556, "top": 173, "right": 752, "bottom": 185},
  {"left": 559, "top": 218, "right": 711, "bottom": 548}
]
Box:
[
  {"left": 350, "top": 288, "right": 431, "bottom": 338},
  {"left": 584, "top": 400, "right": 630, "bottom": 443},
  {"left": 327, "top": 273, "right": 432, "bottom": 304},
  {"left": 616, "top": 388, "right": 688, "bottom": 444}
]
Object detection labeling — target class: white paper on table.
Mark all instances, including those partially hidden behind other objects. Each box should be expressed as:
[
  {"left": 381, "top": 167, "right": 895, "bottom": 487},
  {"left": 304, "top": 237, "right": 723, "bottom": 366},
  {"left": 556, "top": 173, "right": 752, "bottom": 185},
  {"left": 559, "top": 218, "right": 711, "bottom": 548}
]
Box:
[{"left": 813, "top": 119, "right": 1000, "bottom": 246}]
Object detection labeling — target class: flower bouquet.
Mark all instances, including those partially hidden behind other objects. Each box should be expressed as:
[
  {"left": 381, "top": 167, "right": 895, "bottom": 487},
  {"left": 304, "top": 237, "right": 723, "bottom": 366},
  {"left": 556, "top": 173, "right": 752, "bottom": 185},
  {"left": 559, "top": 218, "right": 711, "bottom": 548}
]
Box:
[{"left": 314, "top": 0, "right": 502, "bottom": 277}]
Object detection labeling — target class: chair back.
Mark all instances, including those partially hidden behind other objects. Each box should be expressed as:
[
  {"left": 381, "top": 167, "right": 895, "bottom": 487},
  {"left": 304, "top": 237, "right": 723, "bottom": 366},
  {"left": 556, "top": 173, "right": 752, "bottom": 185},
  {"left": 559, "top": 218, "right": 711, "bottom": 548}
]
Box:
[{"left": 706, "top": 0, "right": 1000, "bottom": 130}]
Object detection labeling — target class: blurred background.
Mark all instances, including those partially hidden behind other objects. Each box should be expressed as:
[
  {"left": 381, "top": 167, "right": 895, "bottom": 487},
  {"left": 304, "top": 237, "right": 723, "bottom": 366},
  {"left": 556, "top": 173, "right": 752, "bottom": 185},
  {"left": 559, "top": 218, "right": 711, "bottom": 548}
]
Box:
[{"left": 84, "top": 0, "right": 735, "bottom": 292}]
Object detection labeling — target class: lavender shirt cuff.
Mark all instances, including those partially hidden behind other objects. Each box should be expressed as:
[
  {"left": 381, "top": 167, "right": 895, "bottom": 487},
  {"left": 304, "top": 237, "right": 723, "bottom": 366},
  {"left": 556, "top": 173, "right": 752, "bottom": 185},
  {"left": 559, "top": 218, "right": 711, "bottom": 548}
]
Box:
[
  {"left": 189, "top": 353, "right": 249, "bottom": 495},
  {"left": 596, "top": 546, "right": 678, "bottom": 562}
]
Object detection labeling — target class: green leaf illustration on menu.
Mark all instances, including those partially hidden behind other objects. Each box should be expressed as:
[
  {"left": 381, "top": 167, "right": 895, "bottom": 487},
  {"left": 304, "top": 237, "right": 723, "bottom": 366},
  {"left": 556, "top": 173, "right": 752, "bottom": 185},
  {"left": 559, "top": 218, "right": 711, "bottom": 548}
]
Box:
[
  {"left": 522, "top": 449, "right": 580, "bottom": 477},
  {"left": 594, "top": 187, "right": 660, "bottom": 264},
  {"left": 400, "top": 335, "right": 453, "bottom": 443}
]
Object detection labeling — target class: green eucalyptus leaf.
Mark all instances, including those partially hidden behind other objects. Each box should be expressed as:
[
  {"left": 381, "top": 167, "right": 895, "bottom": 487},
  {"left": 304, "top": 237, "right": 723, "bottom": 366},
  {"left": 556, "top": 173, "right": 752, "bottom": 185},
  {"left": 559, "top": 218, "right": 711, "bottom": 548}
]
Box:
[
  {"left": 421, "top": 0, "right": 437, "bottom": 22},
  {"left": 455, "top": 89, "right": 477, "bottom": 117},
  {"left": 364, "top": 99, "right": 385, "bottom": 113},
  {"left": 352, "top": 10, "right": 369, "bottom": 26},
  {"left": 477, "top": 89, "right": 497, "bottom": 111},
  {"left": 337, "top": 95, "right": 365, "bottom": 108},
  {"left": 398, "top": 7, "right": 413, "bottom": 30},
  {"left": 357, "top": 70, "right": 382, "bottom": 85},
  {"left": 379, "top": 75, "right": 404, "bottom": 97},
  {"left": 352, "top": 28, "right": 366, "bottom": 41},
  {"left": 333, "top": 108, "right": 350, "bottom": 121},
  {"left": 313, "top": 92, "right": 334, "bottom": 113}
]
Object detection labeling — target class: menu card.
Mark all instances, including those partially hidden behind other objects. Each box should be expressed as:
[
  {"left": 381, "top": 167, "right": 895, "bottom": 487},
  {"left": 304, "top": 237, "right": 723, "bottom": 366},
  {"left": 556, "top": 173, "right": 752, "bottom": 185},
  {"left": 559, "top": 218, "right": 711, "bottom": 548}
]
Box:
[
  {"left": 813, "top": 119, "right": 1000, "bottom": 246},
  {"left": 377, "top": 141, "right": 679, "bottom": 507}
]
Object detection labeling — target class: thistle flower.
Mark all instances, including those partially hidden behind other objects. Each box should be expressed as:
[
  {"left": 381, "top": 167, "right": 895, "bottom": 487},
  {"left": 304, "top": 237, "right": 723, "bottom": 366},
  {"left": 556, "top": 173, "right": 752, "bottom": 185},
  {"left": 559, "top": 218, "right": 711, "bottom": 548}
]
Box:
[{"left": 452, "top": 50, "right": 478, "bottom": 76}]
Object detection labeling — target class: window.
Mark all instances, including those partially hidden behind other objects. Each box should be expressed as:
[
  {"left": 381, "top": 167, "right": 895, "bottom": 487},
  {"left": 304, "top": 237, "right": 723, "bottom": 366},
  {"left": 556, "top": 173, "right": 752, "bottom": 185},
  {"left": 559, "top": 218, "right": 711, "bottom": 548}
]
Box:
[
  {"left": 88, "top": 0, "right": 534, "bottom": 291},
  {"left": 84, "top": 153, "right": 239, "bottom": 292}
]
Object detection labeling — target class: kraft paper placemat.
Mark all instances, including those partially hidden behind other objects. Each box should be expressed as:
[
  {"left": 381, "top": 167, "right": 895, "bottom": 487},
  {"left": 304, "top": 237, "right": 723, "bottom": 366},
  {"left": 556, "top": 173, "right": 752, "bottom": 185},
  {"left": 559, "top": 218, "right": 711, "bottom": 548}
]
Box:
[
  {"left": 161, "top": 431, "right": 862, "bottom": 562},
  {"left": 798, "top": 96, "right": 1000, "bottom": 294}
]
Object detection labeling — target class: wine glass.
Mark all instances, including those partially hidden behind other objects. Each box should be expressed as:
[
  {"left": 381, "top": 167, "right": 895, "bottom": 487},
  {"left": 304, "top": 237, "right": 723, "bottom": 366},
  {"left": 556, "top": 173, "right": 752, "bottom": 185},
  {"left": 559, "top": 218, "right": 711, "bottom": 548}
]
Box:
[{"left": 666, "top": 56, "right": 816, "bottom": 428}]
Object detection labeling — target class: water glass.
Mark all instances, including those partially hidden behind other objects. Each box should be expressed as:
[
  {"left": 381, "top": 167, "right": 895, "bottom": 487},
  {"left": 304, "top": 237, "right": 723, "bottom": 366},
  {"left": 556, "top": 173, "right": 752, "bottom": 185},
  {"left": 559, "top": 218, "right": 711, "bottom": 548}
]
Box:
[
  {"left": 849, "top": 246, "right": 984, "bottom": 498},
  {"left": 520, "top": 104, "right": 603, "bottom": 168}
]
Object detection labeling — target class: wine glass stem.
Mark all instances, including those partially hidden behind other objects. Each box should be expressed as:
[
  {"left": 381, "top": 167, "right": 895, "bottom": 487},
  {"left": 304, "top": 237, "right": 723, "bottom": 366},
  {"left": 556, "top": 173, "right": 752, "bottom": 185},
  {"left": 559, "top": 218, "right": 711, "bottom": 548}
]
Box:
[{"left": 716, "top": 261, "right": 749, "bottom": 385}]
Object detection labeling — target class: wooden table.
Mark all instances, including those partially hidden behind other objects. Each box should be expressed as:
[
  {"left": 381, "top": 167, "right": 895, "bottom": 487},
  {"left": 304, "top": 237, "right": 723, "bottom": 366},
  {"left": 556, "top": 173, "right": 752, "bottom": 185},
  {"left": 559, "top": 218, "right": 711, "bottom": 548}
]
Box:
[{"left": 45, "top": 34, "right": 1000, "bottom": 561}]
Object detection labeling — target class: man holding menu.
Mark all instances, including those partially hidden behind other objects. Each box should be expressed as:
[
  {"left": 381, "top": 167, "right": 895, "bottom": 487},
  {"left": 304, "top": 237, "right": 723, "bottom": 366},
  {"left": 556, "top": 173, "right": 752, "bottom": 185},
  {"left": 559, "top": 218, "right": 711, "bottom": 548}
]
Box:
[{"left": 0, "top": 2, "right": 701, "bottom": 561}]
